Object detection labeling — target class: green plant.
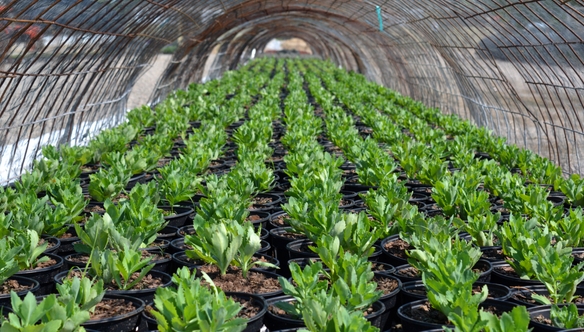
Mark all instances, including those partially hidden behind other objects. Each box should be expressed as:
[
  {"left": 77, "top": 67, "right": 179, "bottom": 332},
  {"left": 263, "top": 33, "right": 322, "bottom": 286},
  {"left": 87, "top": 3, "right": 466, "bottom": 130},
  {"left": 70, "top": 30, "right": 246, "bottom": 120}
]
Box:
[
  {"left": 89, "top": 244, "right": 154, "bottom": 290},
  {"left": 550, "top": 208, "right": 584, "bottom": 247},
  {"left": 478, "top": 306, "right": 532, "bottom": 332},
  {"left": 0, "top": 238, "right": 21, "bottom": 286},
  {"left": 530, "top": 241, "right": 584, "bottom": 304},
  {"left": 152, "top": 267, "right": 247, "bottom": 332},
  {"left": 550, "top": 304, "right": 584, "bottom": 329},
  {"left": 47, "top": 179, "right": 87, "bottom": 224},
  {"left": 453, "top": 212, "right": 501, "bottom": 247},
  {"left": 409, "top": 237, "right": 487, "bottom": 332},
  {"left": 55, "top": 276, "right": 104, "bottom": 314},
  {"left": 158, "top": 161, "right": 202, "bottom": 207},
  {"left": 87, "top": 161, "right": 131, "bottom": 202},
  {"left": 185, "top": 217, "right": 276, "bottom": 277},
  {"left": 13, "top": 230, "right": 50, "bottom": 270},
  {"left": 1, "top": 292, "right": 63, "bottom": 332},
  {"left": 560, "top": 174, "right": 584, "bottom": 207},
  {"left": 298, "top": 291, "right": 378, "bottom": 332},
  {"left": 495, "top": 215, "right": 551, "bottom": 279}
]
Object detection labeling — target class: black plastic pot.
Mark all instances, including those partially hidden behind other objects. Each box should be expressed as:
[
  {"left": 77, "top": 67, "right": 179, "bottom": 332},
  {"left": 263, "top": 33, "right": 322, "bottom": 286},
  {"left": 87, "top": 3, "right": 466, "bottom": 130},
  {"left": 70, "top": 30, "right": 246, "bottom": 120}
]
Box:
[
  {"left": 527, "top": 304, "right": 584, "bottom": 332},
  {"left": 265, "top": 296, "right": 385, "bottom": 330},
  {"left": 510, "top": 285, "right": 584, "bottom": 308},
  {"left": 141, "top": 309, "right": 158, "bottom": 331},
  {"left": 0, "top": 276, "right": 40, "bottom": 306},
  {"left": 55, "top": 269, "right": 172, "bottom": 305},
  {"left": 398, "top": 299, "right": 452, "bottom": 332},
  {"left": 246, "top": 211, "right": 271, "bottom": 229},
  {"left": 490, "top": 262, "right": 544, "bottom": 287},
  {"left": 226, "top": 292, "right": 268, "bottom": 332},
  {"left": 156, "top": 225, "right": 179, "bottom": 241},
  {"left": 169, "top": 238, "right": 191, "bottom": 254},
  {"left": 374, "top": 273, "right": 401, "bottom": 330},
  {"left": 82, "top": 294, "right": 145, "bottom": 332},
  {"left": 380, "top": 235, "right": 410, "bottom": 267},
  {"left": 269, "top": 227, "right": 307, "bottom": 263},
  {"left": 125, "top": 173, "right": 147, "bottom": 190},
  {"left": 104, "top": 270, "right": 172, "bottom": 305},
  {"left": 159, "top": 206, "right": 194, "bottom": 228},
  {"left": 249, "top": 193, "right": 283, "bottom": 212},
  {"left": 400, "top": 280, "right": 512, "bottom": 306},
  {"left": 171, "top": 251, "right": 202, "bottom": 271},
  {"left": 14, "top": 253, "right": 63, "bottom": 295},
  {"left": 64, "top": 253, "right": 90, "bottom": 270},
  {"left": 286, "top": 239, "right": 318, "bottom": 260},
  {"left": 41, "top": 235, "right": 61, "bottom": 254},
  {"left": 371, "top": 262, "right": 396, "bottom": 275},
  {"left": 268, "top": 211, "right": 290, "bottom": 229},
  {"left": 177, "top": 225, "right": 195, "bottom": 238},
  {"left": 394, "top": 260, "right": 492, "bottom": 284}
]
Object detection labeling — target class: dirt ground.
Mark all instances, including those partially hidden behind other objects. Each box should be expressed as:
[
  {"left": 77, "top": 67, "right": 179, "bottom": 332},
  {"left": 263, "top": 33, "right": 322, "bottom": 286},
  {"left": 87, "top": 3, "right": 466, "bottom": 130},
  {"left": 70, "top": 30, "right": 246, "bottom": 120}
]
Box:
[{"left": 127, "top": 54, "right": 172, "bottom": 110}]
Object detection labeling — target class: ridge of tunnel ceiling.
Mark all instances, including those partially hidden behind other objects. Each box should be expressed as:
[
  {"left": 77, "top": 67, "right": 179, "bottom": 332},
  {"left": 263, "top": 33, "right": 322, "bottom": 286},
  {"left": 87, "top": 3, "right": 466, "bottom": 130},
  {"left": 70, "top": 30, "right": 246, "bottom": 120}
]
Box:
[{"left": 0, "top": 0, "right": 584, "bottom": 182}]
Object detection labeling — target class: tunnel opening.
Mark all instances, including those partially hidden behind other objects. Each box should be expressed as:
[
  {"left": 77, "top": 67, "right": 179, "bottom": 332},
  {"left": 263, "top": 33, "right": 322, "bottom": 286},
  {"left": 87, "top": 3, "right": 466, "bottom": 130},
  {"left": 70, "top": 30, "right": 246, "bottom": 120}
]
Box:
[{"left": 263, "top": 37, "right": 313, "bottom": 56}]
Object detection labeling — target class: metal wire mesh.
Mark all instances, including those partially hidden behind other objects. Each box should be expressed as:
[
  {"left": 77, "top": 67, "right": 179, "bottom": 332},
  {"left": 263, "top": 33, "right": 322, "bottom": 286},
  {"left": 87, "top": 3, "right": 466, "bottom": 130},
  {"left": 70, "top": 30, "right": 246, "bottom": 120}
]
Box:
[{"left": 1, "top": 0, "right": 583, "bottom": 183}]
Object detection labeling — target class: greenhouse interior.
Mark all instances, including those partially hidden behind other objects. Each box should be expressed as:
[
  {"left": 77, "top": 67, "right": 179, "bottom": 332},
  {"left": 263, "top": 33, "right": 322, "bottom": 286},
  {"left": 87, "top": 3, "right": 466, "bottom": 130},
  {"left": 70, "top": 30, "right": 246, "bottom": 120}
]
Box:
[{"left": 1, "top": 1, "right": 584, "bottom": 331}]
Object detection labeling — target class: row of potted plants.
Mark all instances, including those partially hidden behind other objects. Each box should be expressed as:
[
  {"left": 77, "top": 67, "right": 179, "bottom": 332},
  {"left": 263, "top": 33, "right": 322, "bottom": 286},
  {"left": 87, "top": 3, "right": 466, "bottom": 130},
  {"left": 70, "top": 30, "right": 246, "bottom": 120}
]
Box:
[{"left": 3, "top": 56, "right": 584, "bottom": 332}]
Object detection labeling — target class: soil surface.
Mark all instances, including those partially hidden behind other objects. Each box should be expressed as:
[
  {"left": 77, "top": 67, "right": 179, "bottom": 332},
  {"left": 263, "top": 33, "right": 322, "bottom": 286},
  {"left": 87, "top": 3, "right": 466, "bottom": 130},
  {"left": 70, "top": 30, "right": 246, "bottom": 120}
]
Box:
[
  {"left": 373, "top": 275, "right": 399, "bottom": 295},
  {"left": 199, "top": 265, "right": 281, "bottom": 294},
  {"left": 0, "top": 279, "right": 34, "bottom": 294},
  {"left": 384, "top": 239, "right": 411, "bottom": 259},
  {"left": 271, "top": 213, "right": 290, "bottom": 227},
  {"left": 407, "top": 301, "right": 449, "bottom": 325},
  {"left": 90, "top": 298, "right": 137, "bottom": 320},
  {"left": 231, "top": 296, "right": 262, "bottom": 319}
]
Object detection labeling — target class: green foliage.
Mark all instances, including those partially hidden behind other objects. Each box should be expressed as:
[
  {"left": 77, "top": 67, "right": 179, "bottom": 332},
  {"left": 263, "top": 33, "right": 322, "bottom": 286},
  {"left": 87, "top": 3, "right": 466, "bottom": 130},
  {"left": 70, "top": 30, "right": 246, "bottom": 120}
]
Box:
[
  {"left": 550, "top": 304, "right": 584, "bottom": 329},
  {"left": 185, "top": 217, "right": 275, "bottom": 277},
  {"left": 152, "top": 267, "right": 247, "bottom": 332}
]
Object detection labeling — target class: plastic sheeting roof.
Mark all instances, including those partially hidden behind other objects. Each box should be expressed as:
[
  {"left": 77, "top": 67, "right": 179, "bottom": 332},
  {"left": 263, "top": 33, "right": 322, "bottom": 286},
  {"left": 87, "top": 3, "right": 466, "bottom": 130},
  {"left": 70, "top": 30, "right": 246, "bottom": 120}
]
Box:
[{"left": 1, "top": 0, "right": 584, "bottom": 182}]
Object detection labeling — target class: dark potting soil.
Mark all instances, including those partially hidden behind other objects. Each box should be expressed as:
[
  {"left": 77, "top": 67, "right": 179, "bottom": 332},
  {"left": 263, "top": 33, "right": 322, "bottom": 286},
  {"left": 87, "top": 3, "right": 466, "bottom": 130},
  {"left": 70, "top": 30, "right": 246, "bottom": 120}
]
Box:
[
  {"left": 272, "top": 214, "right": 290, "bottom": 227},
  {"left": 67, "top": 270, "right": 165, "bottom": 290},
  {"left": 269, "top": 302, "right": 300, "bottom": 320},
  {"left": 59, "top": 232, "right": 76, "bottom": 239},
  {"left": 494, "top": 265, "right": 522, "bottom": 278},
  {"left": 85, "top": 205, "right": 105, "bottom": 213},
  {"left": 25, "top": 258, "right": 57, "bottom": 270},
  {"left": 90, "top": 298, "right": 136, "bottom": 320},
  {"left": 511, "top": 288, "right": 584, "bottom": 305},
  {"left": 251, "top": 196, "right": 273, "bottom": 206},
  {"left": 339, "top": 199, "right": 351, "bottom": 207},
  {"left": 481, "top": 248, "right": 507, "bottom": 261},
  {"left": 408, "top": 302, "right": 448, "bottom": 325},
  {"left": 38, "top": 238, "right": 57, "bottom": 249},
  {"left": 247, "top": 214, "right": 262, "bottom": 222},
  {"left": 373, "top": 275, "right": 399, "bottom": 295},
  {"left": 280, "top": 231, "right": 305, "bottom": 240},
  {"left": 384, "top": 239, "right": 410, "bottom": 259},
  {"left": 0, "top": 279, "right": 34, "bottom": 294},
  {"left": 573, "top": 251, "right": 584, "bottom": 260},
  {"left": 370, "top": 262, "right": 394, "bottom": 273},
  {"left": 231, "top": 296, "right": 261, "bottom": 319},
  {"left": 70, "top": 251, "right": 167, "bottom": 264},
  {"left": 396, "top": 267, "right": 420, "bottom": 278},
  {"left": 199, "top": 265, "right": 281, "bottom": 294}
]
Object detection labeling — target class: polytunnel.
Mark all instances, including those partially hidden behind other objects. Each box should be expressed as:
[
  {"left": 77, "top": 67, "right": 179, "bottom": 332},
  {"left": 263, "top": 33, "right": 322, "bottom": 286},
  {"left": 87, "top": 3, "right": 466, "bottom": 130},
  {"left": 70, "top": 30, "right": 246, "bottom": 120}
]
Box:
[{"left": 1, "top": 0, "right": 584, "bottom": 183}]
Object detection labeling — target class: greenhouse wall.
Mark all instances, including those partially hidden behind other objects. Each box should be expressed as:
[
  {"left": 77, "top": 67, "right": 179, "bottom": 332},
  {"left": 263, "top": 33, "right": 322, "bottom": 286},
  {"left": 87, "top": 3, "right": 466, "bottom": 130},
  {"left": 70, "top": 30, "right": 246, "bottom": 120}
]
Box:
[{"left": 1, "top": 0, "right": 584, "bottom": 183}]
